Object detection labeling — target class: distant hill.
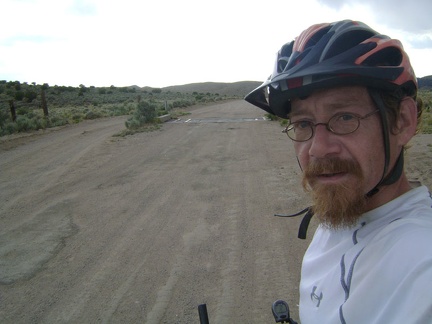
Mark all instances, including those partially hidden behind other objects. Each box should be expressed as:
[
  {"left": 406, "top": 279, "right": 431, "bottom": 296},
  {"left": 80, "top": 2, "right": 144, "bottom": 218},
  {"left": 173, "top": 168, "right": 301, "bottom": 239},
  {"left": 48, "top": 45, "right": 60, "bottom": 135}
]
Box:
[
  {"left": 146, "top": 75, "right": 432, "bottom": 96},
  {"left": 418, "top": 75, "right": 432, "bottom": 89},
  {"left": 161, "top": 81, "right": 262, "bottom": 97}
]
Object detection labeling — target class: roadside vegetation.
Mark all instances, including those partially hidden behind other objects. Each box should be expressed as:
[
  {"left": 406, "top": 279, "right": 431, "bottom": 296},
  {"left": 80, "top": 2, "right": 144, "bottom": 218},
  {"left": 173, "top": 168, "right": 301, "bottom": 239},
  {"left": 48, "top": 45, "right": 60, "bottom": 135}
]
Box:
[
  {"left": 0, "top": 80, "right": 240, "bottom": 136},
  {"left": 419, "top": 89, "right": 432, "bottom": 134},
  {"left": 1, "top": 80, "right": 430, "bottom": 136}
]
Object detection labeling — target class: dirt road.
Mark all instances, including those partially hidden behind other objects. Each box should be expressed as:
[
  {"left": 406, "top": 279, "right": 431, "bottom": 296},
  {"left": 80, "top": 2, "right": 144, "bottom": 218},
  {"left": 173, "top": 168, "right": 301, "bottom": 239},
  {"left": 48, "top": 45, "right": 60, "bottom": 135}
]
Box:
[
  {"left": 0, "top": 101, "right": 313, "bottom": 323},
  {"left": 1, "top": 100, "right": 430, "bottom": 323}
]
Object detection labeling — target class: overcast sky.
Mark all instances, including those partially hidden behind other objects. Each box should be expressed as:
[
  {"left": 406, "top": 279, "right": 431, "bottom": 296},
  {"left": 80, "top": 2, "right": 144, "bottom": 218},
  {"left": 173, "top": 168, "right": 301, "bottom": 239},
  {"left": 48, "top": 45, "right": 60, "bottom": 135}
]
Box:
[{"left": 1, "top": 0, "right": 431, "bottom": 88}]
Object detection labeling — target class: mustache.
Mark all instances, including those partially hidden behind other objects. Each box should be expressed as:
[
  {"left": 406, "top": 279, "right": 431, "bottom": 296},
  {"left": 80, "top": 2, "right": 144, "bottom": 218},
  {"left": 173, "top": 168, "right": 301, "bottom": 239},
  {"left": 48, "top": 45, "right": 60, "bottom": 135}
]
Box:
[{"left": 304, "top": 157, "right": 362, "bottom": 179}]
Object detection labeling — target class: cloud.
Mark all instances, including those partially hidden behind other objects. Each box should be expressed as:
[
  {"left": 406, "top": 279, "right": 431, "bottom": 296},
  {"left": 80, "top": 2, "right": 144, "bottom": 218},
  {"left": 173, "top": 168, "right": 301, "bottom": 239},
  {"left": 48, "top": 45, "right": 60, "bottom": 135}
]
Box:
[
  {"left": 0, "top": 35, "right": 57, "bottom": 46},
  {"left": 69, "top": 0, "right": 97, "bottom": 16},
  {"left": 407, "top": 35, "right": 432, "bottom": 49},
  {"left": 317, "top": 0, "right": 432, "bottom": 33},
  {"left": 1, "top": 0, "right": 430, "bottom": 86}
]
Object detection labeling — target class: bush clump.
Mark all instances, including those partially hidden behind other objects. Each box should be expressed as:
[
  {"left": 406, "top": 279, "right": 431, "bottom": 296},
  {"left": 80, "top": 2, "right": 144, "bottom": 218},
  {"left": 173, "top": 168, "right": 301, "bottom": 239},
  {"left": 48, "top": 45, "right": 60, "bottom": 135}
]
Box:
[{"left": 125, "top": 100, "right": 158, "bottom": 129}]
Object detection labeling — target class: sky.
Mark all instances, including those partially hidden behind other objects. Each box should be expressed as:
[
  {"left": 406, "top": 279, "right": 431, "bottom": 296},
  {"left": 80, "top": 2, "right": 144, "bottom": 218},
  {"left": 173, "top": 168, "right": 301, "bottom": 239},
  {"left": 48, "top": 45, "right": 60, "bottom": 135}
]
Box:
[{"left": 1, "top": 0, "right": 431, "bottom": 88}]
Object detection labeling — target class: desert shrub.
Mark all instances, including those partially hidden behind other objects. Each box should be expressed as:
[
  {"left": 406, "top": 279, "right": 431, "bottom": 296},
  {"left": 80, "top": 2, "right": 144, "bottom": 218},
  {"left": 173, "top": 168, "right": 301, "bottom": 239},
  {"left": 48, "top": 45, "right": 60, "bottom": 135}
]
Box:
[
  {"left": 0, "top": 122, "right": 17, "bottom": 135},
  {"left": 125, "top": 118, "right": 141, "bottom": 129},
  {"left": 15, "top": 116, "right": 35, "bottom": 131},
  {"left": 85, "top": 111, "right": 103, "bottom": 119},
  {"left": 14, "top": 91, "right": 25, "bottom": 101},
  {"left": 265, "top": 113, "right": 278, "bottom": 121},
  {"left": 136, "top": 101, "right": 157, "bottom": 122},
  {"left": 0, "top": 109, "right": 10, "bottom": 127},
  {"left": 156, "top": 108, "right": 167, "bottom": 118},
  {"left": 125, "top": 100, "right": 158, "bottom": 129},
  {"left": 72, "top": 113, "right": 84, "bottom": 123},
  {"left": 421, "top": 111, "right": 432, "bottom": 134},
  {"left": 111, "top": 103, "right": 133, "bottom": 116},
  {"left": 25, "top": 110, "right": 37, "bottom": 118},
  {"left": 24, "top": 90, "right": 38, "bottom": 102},
  {"left": 48, "top": 115, "right": 69, "bottom": 127},
  {"left": 30, "top": 115, "right": 47, "bottom": 129},
  {"left": 172, "top": 99, "right": 195, "bottom": 108}
]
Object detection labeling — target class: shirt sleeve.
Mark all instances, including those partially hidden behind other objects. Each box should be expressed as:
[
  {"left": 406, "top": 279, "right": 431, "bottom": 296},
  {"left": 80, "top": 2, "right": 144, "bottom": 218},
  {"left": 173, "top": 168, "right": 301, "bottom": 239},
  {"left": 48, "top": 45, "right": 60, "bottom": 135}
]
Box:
[{"left": 341, "top": 224, "right": 432, "bottom": 324}]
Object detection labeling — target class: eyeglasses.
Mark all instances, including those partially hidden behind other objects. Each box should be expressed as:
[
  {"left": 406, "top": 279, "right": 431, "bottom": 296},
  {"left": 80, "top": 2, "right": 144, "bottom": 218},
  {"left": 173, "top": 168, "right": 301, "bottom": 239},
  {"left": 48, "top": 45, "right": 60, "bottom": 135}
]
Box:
[{"left": 284, "top": 110, "right": 379, "bottom": 142}]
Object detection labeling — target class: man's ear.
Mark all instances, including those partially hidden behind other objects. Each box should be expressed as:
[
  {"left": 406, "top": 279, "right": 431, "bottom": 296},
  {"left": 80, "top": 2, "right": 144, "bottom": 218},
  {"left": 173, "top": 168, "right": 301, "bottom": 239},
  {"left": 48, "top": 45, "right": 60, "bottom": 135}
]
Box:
[{"left": 396, "top": 97, "right": 418, "bottom": 146}]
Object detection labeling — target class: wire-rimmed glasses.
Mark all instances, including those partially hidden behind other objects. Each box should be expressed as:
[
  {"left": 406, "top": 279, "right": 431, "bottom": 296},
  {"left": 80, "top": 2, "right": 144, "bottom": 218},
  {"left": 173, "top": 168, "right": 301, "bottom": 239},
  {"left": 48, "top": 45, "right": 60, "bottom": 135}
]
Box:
[{"left": 284, "top": 110, "right": 379, "bottom": 142}]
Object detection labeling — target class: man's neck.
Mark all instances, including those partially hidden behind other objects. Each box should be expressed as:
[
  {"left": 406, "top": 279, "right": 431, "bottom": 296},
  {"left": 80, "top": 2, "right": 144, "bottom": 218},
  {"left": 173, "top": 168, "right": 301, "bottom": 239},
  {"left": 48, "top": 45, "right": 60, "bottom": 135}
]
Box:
[{"left": 366, "top": 173, "right": 412, "bottom": 212}]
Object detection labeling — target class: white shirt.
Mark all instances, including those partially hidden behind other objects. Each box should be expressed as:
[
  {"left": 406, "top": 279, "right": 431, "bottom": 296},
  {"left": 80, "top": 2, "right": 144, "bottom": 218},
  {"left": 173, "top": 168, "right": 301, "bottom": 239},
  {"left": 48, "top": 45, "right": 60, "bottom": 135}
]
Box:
[{"left": 299, "top": 186, "right": 432, "bottom": 324}]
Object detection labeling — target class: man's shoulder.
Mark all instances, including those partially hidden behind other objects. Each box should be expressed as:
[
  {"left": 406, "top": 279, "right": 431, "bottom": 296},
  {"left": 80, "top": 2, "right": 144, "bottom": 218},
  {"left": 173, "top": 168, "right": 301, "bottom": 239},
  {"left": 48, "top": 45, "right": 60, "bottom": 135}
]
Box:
[
  {"left": 373, "top": 185, "right": 432, "bottom": 240},
  {"left": 364, "top": 214, "right": 432, "bottom": 268}
]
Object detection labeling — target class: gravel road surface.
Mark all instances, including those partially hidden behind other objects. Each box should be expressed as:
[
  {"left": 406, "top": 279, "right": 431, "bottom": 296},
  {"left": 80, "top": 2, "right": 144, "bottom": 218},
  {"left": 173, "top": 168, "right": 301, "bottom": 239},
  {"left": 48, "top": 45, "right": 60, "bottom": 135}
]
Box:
[{"left": 0, "top": 100, "right": 314, "bottom": 323}]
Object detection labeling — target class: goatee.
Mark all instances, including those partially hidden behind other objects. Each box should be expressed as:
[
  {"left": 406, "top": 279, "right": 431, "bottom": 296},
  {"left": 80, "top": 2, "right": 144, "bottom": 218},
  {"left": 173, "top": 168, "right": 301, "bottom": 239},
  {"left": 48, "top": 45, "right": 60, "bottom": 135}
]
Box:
[{"left": 302, "top": 157, "right": 367, "bottom": 229}]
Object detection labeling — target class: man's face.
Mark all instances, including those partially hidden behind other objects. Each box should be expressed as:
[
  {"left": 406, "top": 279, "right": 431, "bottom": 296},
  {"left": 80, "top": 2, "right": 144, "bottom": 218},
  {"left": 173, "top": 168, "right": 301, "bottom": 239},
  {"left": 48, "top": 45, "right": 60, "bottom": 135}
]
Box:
[{"left": 290, "top": 86, "right": 385, "bottom": 229}]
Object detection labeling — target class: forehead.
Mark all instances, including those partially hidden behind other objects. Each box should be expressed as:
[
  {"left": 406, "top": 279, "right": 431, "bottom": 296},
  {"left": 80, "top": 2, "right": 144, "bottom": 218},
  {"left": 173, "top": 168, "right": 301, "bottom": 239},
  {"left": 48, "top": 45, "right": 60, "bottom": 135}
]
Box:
[{"left": 290, "top": 86, "right": 372, "bottom": 116}]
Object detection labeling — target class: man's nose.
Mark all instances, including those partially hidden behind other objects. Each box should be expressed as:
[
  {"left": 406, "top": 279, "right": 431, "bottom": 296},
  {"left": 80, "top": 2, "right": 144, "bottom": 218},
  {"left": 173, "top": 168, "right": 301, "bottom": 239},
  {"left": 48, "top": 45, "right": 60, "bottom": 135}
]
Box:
[{"left": 308, "top": 124, "right": 341, "bottom": 158}]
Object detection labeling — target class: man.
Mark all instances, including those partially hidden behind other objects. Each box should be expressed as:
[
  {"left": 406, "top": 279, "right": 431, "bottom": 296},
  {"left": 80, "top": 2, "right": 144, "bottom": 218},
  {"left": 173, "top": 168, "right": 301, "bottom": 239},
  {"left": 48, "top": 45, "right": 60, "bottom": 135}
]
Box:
[{"left": 245, "top": 20, "right": 432, "bottom": 323}]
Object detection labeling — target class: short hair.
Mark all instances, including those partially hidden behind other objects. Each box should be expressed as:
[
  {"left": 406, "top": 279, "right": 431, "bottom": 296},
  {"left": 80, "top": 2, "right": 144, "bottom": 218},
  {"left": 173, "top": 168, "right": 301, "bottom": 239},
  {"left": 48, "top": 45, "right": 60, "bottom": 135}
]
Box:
[{"left": 379, "top": 90, "right": 423, "bottom": 135}]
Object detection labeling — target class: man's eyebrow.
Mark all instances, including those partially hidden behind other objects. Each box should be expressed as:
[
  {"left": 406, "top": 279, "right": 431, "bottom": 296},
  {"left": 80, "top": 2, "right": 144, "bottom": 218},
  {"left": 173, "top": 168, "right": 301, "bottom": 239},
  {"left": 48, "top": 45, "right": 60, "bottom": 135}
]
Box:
[
  {"left": 288, "top": 100, "right": 362, "bottom": 118},
  {"left": 287, "top": 111, "right": 305, "bottom": 119},
  {"left": 326, "top": 100, "right": 361, "bottom": 108}
]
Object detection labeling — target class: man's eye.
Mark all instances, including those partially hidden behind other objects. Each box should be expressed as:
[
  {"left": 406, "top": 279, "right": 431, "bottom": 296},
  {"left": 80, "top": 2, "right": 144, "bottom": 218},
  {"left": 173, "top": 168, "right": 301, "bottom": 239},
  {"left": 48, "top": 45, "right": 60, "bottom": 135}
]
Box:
[
  {"left": 337, "top": 114, "right": 355, "bottom": 122},
  {"left": 295, "top": 121, "right": 311, "bottom": 129}
]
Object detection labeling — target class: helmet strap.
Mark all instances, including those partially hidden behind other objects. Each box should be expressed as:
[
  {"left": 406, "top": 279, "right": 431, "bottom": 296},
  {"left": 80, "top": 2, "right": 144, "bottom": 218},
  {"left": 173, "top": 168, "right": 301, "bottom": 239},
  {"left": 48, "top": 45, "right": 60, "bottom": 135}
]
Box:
[{"left": 366, "top": 88, "right": 404, "bottom": 197}]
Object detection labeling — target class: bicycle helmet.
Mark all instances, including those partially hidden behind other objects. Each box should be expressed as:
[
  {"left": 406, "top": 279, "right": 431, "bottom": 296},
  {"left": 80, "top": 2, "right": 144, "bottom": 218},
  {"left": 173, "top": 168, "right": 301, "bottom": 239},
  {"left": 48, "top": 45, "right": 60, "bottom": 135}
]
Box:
[{"left": 245, "top": 20, "right": 417, "bottom": 119}]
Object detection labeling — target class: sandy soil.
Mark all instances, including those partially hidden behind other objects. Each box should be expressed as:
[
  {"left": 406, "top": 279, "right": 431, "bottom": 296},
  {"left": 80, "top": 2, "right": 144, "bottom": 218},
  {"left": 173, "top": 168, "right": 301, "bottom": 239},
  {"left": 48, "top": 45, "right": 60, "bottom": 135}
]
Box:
[{"left": 0, "top": 100, "right": 430, "bottom": 323}]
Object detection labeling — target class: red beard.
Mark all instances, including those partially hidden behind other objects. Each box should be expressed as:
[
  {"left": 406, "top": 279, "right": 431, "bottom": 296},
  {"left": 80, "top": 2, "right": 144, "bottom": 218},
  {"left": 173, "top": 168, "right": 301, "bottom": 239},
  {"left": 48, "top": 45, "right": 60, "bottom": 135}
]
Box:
[{"left": 302, "top": 157, "right": 367, "bottom": 229}]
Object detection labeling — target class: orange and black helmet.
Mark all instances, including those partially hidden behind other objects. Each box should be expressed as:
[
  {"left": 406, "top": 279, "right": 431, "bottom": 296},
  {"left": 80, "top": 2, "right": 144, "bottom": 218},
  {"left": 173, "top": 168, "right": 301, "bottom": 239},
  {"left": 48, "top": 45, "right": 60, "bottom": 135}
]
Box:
[{"left": 245, "top": 20, "right": 417, "bottom": 119}]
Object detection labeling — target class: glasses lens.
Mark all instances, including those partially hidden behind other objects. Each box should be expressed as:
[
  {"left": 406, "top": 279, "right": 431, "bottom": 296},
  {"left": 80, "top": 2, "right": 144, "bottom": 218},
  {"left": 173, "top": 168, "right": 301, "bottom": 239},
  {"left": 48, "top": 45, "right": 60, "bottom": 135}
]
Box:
[
  {"left": 329, "top": 113, "right": 360, "bottom": 135},
  {"left": 287, "top": 121, "right": 313, "bottom": 141}
]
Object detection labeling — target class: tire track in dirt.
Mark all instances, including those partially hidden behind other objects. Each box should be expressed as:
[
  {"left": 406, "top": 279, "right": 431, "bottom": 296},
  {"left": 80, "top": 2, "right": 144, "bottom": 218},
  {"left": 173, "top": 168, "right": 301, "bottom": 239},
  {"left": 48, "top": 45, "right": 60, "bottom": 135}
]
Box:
[{"left": 0, "top": 117, "right": 127, "bottom": 285}]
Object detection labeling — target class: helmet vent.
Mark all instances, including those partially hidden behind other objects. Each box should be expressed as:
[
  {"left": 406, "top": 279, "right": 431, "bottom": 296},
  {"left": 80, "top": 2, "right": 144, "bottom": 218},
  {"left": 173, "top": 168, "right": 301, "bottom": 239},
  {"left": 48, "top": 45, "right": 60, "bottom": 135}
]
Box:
[
  {"left": 323, "top": 29, "right": 375, "bottom": 60},
  {"left": 305, "top": 26, "right": 331, "bottom": 49},
  {"left": 280, "top": 42, "right": 294, "bottom": 57},
  {"left": 277, "top": 42, "right": 294, "bottom": 72},
  {"left": 361, "top": 47, "right": 403, "bottom": 67}
]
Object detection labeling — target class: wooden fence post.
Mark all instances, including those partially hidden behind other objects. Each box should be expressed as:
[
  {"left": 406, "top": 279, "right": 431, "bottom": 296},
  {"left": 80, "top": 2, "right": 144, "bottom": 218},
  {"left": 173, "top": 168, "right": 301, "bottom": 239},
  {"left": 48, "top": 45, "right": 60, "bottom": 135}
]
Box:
[
  {"left": 8, "top": 100, "right": 17, "bottom": 122},
  {"left": 41, "top": 88, "right": 48, "bottom": 117}
]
